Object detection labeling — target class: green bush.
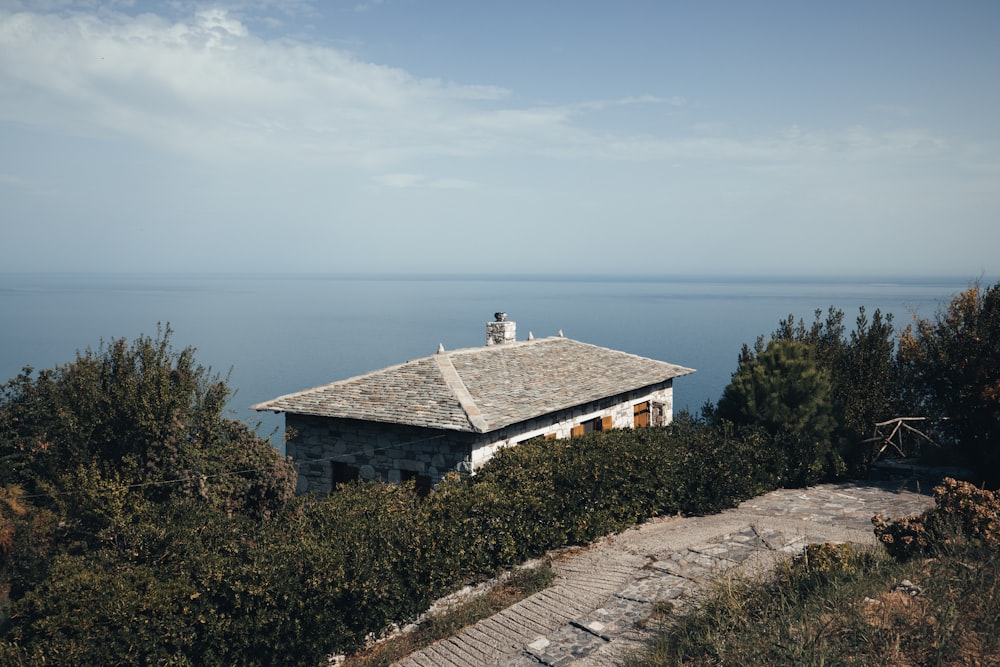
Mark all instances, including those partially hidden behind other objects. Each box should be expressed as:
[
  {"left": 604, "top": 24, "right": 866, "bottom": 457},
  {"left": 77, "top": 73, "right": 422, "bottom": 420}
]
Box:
[
  {"left": 419, "top": 413, "right": 789, "bottom": 586},
  {"left": 0, "top": 326, "right": 296, "bottom": 520}
]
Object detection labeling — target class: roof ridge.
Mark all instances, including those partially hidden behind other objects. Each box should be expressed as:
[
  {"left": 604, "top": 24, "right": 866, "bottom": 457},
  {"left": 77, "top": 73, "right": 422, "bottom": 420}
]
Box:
[
  {"left": 433, "top": 353, "right": 490, "bottom": 433},
  {"left": 557, "top": 338, "right": 696, "bottom": 372},
  {"left": 440, "top": 335, "right": 555, "bottom": 358}
]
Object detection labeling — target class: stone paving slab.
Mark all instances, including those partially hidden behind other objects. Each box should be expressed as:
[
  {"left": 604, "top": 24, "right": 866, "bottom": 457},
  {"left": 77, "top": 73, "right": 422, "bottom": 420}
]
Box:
[
  {"left": 616, "top": 572, "right": 689, "bottom": 605},
  {"left": 392, "top": 479, "right": 934, "bottom": 667}
]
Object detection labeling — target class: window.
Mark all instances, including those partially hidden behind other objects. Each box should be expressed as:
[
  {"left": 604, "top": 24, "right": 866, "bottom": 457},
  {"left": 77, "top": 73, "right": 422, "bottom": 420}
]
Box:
[
  {"left": 635, "top": 401, "right": 667, "bottom": 428},
  {"left": 331, "top": 461, "right": 360, "bottom": 489},
  {"left": 571, "top": 415, "right": 613, "bottom": 437},
  {"left": 651, "top": 401, "right": 667, "bottom": 426},
  {"left": 400, "top": 470, "right": 432, "bottom": 496}
]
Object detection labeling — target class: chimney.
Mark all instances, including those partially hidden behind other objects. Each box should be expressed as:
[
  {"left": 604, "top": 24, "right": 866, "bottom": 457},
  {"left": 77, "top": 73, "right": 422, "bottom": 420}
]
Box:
[{"left": 486, "top": 312, "right": 516, "bottom": 345}]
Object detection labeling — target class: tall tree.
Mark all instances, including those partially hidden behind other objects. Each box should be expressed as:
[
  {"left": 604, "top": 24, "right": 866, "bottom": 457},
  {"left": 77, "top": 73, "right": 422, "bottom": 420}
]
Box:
[
  {"left": 840, "top": 307, "right": 898, "bottom": 438},
  {"left": 717, "top": 339, "right": 841, "bottom": 485},
  {"left": 899, "top": 281, "right": 1000, "bottom": 484}
]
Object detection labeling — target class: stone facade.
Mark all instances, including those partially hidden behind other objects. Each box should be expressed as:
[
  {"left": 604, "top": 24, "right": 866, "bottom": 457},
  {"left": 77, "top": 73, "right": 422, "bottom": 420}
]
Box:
[
  {"left": 285, "top": 380, "right": 675, "bottom": 494},
  {"left": 285, "top": 415, "right": 475, "bottom": 494}
]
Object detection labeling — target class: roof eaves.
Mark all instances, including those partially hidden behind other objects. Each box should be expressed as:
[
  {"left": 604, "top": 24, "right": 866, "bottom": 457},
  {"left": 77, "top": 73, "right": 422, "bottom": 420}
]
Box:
[{"left": 248, "top": 356, "right": 431, "bottom": 413}]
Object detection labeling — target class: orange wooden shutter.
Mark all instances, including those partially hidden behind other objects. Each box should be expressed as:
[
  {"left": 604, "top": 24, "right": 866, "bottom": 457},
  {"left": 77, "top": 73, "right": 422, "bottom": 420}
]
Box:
[
  {"left": 571, "top": 424, "right": 585, "bottom": 438},
  {"left": 634, "top": 402, "right": 650, "bottom": 428},
  {"left": 601, "top": 415, "right": 613, "bottom": 431}
]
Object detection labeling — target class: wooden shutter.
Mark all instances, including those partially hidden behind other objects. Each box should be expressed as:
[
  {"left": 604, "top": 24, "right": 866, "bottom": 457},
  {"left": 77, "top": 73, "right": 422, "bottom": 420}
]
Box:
[
  {"left": 571, "top": 424, "right": 585, "bottom": 438},
  {"left": 634, "top": 402, "right": 650, "bottom": 428},
  {"left": 601, "top": 415, "right": 613, "bottom": 431}
]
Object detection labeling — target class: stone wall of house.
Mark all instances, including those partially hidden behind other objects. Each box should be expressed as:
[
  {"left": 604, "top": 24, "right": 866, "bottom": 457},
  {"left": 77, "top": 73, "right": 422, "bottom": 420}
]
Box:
[
  {"left": 285, "top": 415, "right": 475, "bottom": 494},
  {"left": 285, "top": 380, "right": 674, "bottom": 494}
]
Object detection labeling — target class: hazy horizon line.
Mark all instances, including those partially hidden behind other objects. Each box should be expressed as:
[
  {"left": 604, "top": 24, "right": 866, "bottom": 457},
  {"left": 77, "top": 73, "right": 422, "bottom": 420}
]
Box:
[{"left": 0, "top": 270, "right": 991, "bottom": 285}]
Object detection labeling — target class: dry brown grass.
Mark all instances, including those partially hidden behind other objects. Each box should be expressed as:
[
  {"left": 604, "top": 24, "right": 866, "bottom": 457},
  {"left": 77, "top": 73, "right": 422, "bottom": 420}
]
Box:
[{"left": 631, "top": 542, "right": 1000, "bottom": 667}]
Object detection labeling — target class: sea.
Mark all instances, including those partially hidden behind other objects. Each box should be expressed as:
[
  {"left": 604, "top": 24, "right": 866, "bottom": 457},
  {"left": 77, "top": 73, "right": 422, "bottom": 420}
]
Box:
[{"left": 0, "top": 273, "right": 979, "bottom": 447}]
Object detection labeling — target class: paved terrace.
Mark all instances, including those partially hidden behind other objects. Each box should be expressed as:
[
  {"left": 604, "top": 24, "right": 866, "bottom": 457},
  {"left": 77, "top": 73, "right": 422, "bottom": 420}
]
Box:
[{"left": 393, "top": 478, "right": 937, "bottom": 667}]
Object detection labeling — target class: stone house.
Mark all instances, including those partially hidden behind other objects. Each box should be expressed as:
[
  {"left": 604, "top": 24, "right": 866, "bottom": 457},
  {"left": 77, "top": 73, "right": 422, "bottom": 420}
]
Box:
[{"left": 253, "top": 315, "right": 694, "bottom": 495}]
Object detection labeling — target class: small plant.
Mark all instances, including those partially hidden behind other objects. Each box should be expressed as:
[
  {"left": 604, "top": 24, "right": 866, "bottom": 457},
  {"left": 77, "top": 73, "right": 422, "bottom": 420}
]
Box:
[{"left": 793, "top": 542, "right": 864, "bottom": 576}]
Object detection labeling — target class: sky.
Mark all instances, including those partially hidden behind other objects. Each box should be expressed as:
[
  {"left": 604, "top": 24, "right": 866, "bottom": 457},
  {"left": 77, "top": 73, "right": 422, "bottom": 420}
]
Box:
[{"left": 1, "top": 0, "right": 998, "bottom": 277}]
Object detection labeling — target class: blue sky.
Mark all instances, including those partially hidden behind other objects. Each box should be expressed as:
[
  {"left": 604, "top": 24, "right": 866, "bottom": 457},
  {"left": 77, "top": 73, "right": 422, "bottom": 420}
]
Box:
[{"left": 1, "top": 0, "right": 998, "bottom": 277}]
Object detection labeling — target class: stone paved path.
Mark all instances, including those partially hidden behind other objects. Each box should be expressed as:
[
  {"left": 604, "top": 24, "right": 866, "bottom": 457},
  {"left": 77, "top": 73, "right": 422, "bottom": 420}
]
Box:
[{"left": 392, "top": 479, "right": 935, "bottom": 667}]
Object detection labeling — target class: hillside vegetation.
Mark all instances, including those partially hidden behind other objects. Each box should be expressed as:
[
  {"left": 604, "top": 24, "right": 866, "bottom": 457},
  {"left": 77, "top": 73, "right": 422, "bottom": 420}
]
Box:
[{"left": 1, "top": 281, "right": 997, "bottom": 664}]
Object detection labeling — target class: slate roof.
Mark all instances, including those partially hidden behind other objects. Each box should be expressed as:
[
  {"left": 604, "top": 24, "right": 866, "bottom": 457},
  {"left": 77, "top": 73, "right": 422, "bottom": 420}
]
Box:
[{"left": 252, "top": 337, "right": 695, "bottom": 434}]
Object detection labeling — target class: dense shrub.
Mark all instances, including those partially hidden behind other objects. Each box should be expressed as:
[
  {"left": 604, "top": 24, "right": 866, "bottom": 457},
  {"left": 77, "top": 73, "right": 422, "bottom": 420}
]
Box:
[
  {"left": 873, "top": 477, "right": 1000, "bottom": 560},
  {"left": 0, "top": 327, "right": 296, "bottom": 519},
  {"left": 421, "top": 413, "right": 789, "bottom": 584}
]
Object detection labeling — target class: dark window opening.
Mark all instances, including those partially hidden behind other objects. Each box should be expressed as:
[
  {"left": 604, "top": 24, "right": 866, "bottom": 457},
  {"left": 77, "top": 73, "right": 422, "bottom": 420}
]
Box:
[
  {"left": 400, "top": 470, "right": 432, "bottom": 496},
  {"left": 331, "top": 461, "right": 360, "bottom": 490}
]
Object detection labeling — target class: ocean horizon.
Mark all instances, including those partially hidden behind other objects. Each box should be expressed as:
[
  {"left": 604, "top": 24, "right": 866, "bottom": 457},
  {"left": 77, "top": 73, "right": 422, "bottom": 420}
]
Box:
[{"left": 2, "top": 272, "right": 984, "bottom": 446}]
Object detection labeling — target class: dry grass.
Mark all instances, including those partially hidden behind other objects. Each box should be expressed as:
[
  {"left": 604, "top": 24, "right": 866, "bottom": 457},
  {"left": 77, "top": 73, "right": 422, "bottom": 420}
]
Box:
[{"left": 630, "top": 543, "right": 1000, "bottom": 667}]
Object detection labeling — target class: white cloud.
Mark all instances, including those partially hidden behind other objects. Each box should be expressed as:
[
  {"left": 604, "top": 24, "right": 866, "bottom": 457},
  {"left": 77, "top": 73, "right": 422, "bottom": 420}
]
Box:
[
  {"left": 0, "top": 4, "right": 980, "bottom": 177},
  {"left": 0, "top": 7, "right": 510, "bottom": 166}
]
